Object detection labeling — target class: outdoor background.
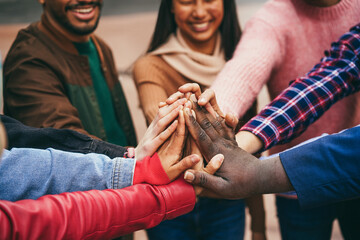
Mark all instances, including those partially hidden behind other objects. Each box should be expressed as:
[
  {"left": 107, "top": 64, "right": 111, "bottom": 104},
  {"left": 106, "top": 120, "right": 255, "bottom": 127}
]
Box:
[{"left": 0, "top": 0, "right": 342, "bottom": 239}]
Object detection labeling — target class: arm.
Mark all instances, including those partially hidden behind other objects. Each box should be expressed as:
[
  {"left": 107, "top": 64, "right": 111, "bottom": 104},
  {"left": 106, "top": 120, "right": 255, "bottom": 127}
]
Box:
[
  {"left": 133, "top": 56, "right": 170, "bottom": 124},
  {"left": 0, "top": 148, "right": 135, "bottom": 201},
  {"left": 240, "top": 25, "right": 360, "bottom": 151},
  {"left": 279, "top": 125, "right": 360, "bottom": 208},
  {"left": 1, "top": 114, "right": 127, "bottom": 158},
  {"left": 182, "top": 102, "right": 292, "bottom": 199},
  {"left": 211, "top": 19, "right": 283, "bottom": 119},
  {"left": 184, "top": 103, "right": 360, "bottom": 207},
  {"left": 0, "top": 178, "right": 195, "bottom": 240}
]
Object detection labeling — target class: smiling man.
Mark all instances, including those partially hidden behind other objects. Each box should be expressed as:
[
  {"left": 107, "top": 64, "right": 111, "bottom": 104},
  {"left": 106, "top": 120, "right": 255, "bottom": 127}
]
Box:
[{"left": 3, "top": 0, "right": 137, "bottom": 147}]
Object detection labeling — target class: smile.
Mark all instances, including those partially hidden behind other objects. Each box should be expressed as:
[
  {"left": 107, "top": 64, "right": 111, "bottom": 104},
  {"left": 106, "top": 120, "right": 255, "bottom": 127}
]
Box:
[
  {"left": 72, "top": 7, "right": 95, "bottom": 14},
  {"left": 191, "top": 22, "right": 211, "bottom": 32}
]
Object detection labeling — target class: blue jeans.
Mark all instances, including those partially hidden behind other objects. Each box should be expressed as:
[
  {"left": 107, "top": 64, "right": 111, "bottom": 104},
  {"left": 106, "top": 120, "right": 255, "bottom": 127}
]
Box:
[
  {"left": 276, "top": 196, "right": 360, "bottom": 240},
  {"left": 147, "top": 197, "right": 245, "bottom": 240}
]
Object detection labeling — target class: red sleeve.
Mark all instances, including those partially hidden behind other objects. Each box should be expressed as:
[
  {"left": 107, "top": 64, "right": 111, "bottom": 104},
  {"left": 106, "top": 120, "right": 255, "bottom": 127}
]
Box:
[
  {"left": 0, "top": 178, "right": 195, "bottom": 240},
  {"left": 133, "top": 153, "right": 170, "bottom": 185}
]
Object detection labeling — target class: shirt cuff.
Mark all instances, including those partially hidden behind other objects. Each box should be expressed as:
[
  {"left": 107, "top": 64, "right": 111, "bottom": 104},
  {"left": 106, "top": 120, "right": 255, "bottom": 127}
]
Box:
[{"left": 111, "top": 157, "right": 136, "bottom": 189}]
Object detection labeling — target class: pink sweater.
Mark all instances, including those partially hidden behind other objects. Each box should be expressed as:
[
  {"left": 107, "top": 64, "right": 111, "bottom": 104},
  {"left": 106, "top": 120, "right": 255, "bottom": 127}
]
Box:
[{"left": 212, "top": 0, "right": 360, "bottom": 154}]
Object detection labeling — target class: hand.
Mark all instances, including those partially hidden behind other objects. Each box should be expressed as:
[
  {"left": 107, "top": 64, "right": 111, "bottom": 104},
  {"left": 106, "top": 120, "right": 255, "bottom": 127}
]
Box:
[
  {"left": 157, "top": 108, "right": 199, "bottom": 181},
  {"left": 135, "top": 98, "right": 187, "bottom": 161},
  {"left": 183, "top": 102, "right": 261, "bottom": 199},
  {"left": 164, "top": 83, "right": 239, "bottom": 129},
  {"left": 193, "top": 153, "right": 224, "bottom": 195}
]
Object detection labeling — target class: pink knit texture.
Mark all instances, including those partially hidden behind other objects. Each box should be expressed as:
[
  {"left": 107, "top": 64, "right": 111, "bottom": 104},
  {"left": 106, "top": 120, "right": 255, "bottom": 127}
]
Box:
[{"left": 212, "top": 0, "right": 360, "bottom": 154}]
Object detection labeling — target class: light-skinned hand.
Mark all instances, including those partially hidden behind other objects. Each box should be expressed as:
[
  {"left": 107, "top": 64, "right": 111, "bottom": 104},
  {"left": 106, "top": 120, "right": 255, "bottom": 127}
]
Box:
[{"left": 135, "top": 98, "right": 187, "bottom": 161}]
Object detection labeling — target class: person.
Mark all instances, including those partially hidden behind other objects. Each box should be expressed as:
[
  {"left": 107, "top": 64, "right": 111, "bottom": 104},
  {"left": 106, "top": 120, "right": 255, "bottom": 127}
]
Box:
[
  {"left": 0, "top": 100, "right": 224, "bottom": 239},
  {"left": 132, "top": 0, "right": 264, "bottom": 239},
  {"left": 1, "top": 178, "right": 195, "bottom": 240},
  {"left": 170, "top": 21, "right": 360, "bottom": 238},
  {"left": 210, "top": 0, "right": 360, "bottom": 238},
  {"left": 181, "top": 101, "right": 360, "bottom": 209},
  {"left": 0, "top": 99, "right": 206, "bottom": 201},
  {"left": 3, "top": 0, "right": 136, "bottom": 146}
]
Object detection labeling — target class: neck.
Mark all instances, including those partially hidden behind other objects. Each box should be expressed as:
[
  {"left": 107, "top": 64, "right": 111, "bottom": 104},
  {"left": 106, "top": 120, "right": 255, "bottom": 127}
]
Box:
[
  {"left": 44, "top": 12, "right": 91, "bottom": 42},
  {"left": 303, "top": 0, "right": 341, "bottom": 7}
]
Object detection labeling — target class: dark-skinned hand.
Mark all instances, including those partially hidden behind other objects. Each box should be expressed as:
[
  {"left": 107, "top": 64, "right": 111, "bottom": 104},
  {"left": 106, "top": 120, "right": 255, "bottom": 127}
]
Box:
[{"left": 183, "top": 102, "right": 262, "bottom": 199}]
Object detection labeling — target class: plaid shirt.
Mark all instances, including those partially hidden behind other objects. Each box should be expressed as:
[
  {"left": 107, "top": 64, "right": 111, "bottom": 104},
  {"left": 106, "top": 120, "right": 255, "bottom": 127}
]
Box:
[{"left": 241, "top": 24, "right": 360, "bottom": 151}]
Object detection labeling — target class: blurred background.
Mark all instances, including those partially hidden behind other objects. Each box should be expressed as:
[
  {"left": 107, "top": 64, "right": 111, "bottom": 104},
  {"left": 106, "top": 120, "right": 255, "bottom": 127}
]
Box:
[{"left": 0, "top": 0, "right": 342, "bottom": 239}]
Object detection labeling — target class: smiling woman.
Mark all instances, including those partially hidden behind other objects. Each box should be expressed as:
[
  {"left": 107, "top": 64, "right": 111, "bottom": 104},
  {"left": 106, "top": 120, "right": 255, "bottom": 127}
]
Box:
[{"left": 132, "top": 0, "right": 263, "bottom": 240}]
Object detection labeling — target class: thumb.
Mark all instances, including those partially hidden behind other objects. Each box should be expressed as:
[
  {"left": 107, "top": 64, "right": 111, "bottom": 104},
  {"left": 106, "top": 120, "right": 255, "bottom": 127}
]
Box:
[
  {"left": 184, "top": 169, "right": 226, "bottom": 193},
  {"left": 167, "top": 154, "right": 200, "bottom": 181}
]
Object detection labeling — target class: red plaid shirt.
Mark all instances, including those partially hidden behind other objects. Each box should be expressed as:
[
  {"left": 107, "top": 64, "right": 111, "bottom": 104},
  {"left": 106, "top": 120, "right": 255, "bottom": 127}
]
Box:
[{"left": 241, "top": 24, "right": 360, "bottom": 151}]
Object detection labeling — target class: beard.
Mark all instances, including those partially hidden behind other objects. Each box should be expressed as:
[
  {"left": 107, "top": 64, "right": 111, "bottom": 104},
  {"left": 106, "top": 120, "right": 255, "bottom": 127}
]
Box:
[{"left": 49, "top": 1, "right": 103, "bottom": 36}]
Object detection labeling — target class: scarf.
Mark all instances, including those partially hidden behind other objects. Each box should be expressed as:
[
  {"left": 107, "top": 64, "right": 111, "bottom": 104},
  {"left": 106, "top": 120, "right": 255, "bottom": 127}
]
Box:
[{"left": 150, "top": 29, "right": 225, "bottom": 87}]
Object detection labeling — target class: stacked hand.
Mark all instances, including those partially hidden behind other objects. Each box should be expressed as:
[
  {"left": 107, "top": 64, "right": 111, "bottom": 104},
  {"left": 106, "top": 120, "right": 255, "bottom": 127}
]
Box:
[
  {"left": 135, "top": 96, "right": 224, "bottom": 184},
  {"left": 182, "top": 101, "right": 261, "bottom": 199}
]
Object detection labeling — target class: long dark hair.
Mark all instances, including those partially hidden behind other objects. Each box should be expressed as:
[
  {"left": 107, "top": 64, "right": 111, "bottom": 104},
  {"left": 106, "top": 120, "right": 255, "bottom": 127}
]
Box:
[{"left": 146, "top": 0, "right": 241, "bottom": 60}]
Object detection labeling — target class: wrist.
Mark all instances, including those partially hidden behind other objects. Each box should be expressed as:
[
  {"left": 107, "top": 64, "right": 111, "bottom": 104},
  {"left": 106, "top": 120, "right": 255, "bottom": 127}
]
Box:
[
  {"left": 236, "top": 131, "right": 263, "bottom": 154},
  {"left": 133, "top": 153, "right": 170, "bottom": 185}
]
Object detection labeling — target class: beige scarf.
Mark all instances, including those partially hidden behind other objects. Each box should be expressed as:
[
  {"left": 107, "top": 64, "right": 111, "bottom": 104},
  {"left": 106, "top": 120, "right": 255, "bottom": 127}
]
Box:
[{"left": 150, "top": 29, "right": 225, "bottom": 87}]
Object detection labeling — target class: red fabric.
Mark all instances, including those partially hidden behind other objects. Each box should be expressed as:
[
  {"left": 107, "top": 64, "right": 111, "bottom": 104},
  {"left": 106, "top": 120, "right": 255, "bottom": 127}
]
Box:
[
  {"left": 0, "top": 178, "right": 195, "bottom": 240},
  {"left": 134, "top": 152, "right": 170, "bottom": 185}
]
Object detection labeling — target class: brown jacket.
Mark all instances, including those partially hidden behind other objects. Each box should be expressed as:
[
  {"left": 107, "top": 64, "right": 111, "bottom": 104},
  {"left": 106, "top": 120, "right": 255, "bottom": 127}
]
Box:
[{"left": 3, "top": 18, "right": 137, "bottom": 146}]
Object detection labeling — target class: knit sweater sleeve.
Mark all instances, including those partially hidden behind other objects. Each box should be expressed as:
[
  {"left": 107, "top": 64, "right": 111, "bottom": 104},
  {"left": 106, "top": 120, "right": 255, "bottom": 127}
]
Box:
[
  {"left": 133, "top": 56, "right": 170, "bottom": 124},
  {"left": 241, "top": 25, "right": 360, "bottom": 151},
  {"left": 211, "top": 19, "right": 284, "bottom": 119}
]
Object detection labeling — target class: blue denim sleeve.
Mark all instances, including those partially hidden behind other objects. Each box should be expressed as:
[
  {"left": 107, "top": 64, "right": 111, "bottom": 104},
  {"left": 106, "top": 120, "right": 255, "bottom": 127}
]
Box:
[
  {"left": 0, "top": 148, "right": 135, "bottom": 201},
  {"left": 279, "top": 125, "right": 360, "bottom": 209}
]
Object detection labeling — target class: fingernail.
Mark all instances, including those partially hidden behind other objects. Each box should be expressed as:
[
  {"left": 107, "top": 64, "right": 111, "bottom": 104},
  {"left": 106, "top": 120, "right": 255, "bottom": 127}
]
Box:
[
  {"left": 184, "top": 171, "right": 195, "bottom": 182},
  {"left": 191, "top": 154, "right": 200, "bottom": 163},
  {"left": 214, "top": 154, "right": 224, "bottom": 168},
  {"left": 184, "top": 107, "right": 192, "bottom": 116},
  {"left": 198, "top": 98, "right": 205, "bottom": 104}
]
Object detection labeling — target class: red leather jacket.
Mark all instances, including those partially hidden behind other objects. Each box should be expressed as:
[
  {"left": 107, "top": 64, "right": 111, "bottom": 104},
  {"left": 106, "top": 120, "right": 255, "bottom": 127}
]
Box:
[{"left": 0, "top": 178, "right": 195, "bottom": 240}]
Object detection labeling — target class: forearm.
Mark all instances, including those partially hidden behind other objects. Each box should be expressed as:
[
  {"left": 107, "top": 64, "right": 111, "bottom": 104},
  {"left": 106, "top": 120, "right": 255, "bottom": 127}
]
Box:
[
  {"left": 241, "top": 28, "right": 360, "bottom": 151},
  {"left": 0, "top": 148, "right": 135, "bottom": 201},
  {"left": 2, "top": 115, "right": 127, "bottom": 158},
  {"left": 279, "top": 125, "right": 360, "bottom": 208},
  {"left": 236, "top": 131, "right": 264, "bottom": 154},
  {"left": 253, "top": 155, "right": 293, "bottom": 195},
  {"left": 211, "top": 20, "right": 281, "bottom": 119},
  {"left": 0, "top": 178, "right": 195, "bottom": 240},
  {"left": 137, "top": 82, "right": 168, "bottom": 125}
]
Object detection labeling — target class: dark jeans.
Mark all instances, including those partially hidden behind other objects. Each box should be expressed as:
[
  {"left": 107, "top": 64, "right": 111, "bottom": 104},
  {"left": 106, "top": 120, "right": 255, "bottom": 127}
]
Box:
[
  {"left": 276, "top": 196, "right": 360, "bottom": 240},
  {"left": 147, "top": 197, "right": 245, "bottom": 240}
]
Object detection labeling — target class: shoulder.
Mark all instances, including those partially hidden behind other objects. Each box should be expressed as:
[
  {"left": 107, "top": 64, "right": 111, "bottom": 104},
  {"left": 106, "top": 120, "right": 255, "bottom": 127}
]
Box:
[
  {"left": 133, "top": 54, "right": 180, "bottom": 84},
  {"left": 133, "top": 55, "right": 174, "bottom": 74},
  {"left": 246, "top": 0, "right": 297, "bottom": 31},
  {"left": 134, "top": 55, "right": 166, "bottom": 67},
  {"left": 6, "top": 23, "right": 50, "bottom": 60},
  {"left": 3, "top": 23, "right": 60, "bottom": 76}
]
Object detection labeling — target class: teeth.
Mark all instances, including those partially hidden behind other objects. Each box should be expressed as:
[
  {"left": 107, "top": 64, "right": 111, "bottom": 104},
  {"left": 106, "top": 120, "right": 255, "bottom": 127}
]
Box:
[
  {"left": 193, "top": 22, "right": 208, "bottom": 29},
  {"left": 73, "top": 7, "right": 93, "bottom": 13}
]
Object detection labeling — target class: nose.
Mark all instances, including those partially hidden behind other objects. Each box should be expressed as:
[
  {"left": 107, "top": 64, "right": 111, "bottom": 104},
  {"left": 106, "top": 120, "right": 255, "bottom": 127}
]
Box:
[{"left": 192, "top": 2, "right": 207, "bottom": 19}]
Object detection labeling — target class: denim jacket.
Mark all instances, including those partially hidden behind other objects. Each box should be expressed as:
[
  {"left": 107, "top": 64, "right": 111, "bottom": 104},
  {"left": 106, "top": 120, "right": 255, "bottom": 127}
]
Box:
[{"left": 0, "top": 148, "right": 135, "bottom": 201}]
